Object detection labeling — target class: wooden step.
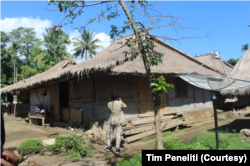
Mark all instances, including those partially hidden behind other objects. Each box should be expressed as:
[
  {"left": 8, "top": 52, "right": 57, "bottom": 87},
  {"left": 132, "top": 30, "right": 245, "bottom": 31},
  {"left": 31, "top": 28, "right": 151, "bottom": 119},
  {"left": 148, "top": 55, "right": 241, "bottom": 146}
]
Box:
[
  {"left": 131, "top": 115, "right": 175, "bottom": 125},
  {"left": 125, "top": 121, "right": 183, "bottom": 143}
]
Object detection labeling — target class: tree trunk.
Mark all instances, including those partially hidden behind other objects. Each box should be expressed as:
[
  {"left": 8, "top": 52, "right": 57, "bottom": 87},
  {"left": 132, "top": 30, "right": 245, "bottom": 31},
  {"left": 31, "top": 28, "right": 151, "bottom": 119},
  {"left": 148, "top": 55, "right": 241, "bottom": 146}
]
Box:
[
  {"left": 86, "top": 50, "right": 87, "bottom": 61},
  {"left": 14, "top": 59, "right": 16, "bottom": 84},
  {"left": 119, "top": 0, "right": 163, "bottom": 149}
]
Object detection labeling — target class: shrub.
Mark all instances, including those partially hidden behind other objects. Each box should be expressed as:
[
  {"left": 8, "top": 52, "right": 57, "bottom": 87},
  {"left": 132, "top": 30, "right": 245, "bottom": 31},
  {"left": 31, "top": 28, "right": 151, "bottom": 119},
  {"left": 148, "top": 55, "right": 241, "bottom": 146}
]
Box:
[
  {"left": 52, "top": 135, "right": 84, "bottom": 154},
  {"left": 116, "top": 154, "right": 142, "bottom": 166},
  {"left": 163, "top": 136, "right": 209, "bottom": 150},
  {"left": 18, "top": 140, "right": 43, "bottom": 155},
  {"left": 18, "top": 134, "right": 96, "bottom": 161}
]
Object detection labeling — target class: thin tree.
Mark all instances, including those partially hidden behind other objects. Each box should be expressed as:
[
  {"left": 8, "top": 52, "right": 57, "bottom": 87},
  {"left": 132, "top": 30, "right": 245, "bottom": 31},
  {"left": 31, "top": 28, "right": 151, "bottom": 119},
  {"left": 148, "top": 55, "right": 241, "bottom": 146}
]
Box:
[
  {"left": 48, "top": 0, "right": 211, "bottom": 149},
  {"left": 72, "top": 29, "right": 103, "bottom": 61},
  {"left": 9, "top": 42, "right": 20, "bottom": 84}
]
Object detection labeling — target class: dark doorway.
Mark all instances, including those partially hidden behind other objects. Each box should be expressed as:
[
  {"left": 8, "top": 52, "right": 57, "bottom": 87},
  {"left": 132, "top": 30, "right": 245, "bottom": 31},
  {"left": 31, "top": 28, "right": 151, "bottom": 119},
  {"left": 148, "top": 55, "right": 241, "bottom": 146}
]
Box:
[
  {"left": 59, "top": 81, "right": 69, "bottom": 107},
  {"left": 59, "top": 81, "right": 69, "bottom": 122}
]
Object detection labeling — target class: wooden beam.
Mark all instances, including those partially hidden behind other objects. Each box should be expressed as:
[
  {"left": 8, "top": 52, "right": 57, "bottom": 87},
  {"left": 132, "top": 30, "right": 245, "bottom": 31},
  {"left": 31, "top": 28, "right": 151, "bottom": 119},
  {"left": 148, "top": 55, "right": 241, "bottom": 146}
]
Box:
[
  {"left": 131, "top": 115, "right": 175, "bottom": 125},
  {"left": 124, "top": 126, "right": 155, "bottom": 135},
  {"left": 126, "top": 121, "right": 183, "bottom": 143}
]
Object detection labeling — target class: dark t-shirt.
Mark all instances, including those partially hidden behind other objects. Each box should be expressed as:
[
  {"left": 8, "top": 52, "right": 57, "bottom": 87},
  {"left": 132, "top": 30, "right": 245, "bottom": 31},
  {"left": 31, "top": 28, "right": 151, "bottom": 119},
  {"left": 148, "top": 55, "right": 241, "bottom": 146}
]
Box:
[{"left": 1, "top": 113, "right": 5, "bottom": 146}]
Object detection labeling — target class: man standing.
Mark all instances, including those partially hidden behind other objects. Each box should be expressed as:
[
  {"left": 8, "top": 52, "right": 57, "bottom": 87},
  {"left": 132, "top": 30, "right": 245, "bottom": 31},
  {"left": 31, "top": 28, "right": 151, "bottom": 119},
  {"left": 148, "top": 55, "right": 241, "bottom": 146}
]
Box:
[{"left": 105, "top": 92, "right": 127, "bottom": 154}]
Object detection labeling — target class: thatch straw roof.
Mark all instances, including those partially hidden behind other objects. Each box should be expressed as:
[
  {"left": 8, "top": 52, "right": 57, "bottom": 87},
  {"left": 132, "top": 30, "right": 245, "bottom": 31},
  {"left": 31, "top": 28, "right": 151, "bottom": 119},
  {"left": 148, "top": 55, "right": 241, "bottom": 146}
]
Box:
[
  {"left": 66, "top": 34, "right": 224, "bottom": 76},
  {"left": 221, "top": 48, "right": 250, "bottom": 96},
  {"left": 194, "top": 52, "right": 234, "bottom": 75},
  {"left": 1, "top": 34, "right": 224, "bottom": 93},
  {"left": 0, "top": 59, "right": 77, "bottom": 94}
]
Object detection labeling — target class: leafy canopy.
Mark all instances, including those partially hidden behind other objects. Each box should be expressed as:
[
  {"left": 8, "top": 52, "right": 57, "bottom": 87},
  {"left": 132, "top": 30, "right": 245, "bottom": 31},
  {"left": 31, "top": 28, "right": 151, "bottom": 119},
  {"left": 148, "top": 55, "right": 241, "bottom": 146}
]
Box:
[{"left": 72, "top": 28, "right": 103, "bottom": 61}]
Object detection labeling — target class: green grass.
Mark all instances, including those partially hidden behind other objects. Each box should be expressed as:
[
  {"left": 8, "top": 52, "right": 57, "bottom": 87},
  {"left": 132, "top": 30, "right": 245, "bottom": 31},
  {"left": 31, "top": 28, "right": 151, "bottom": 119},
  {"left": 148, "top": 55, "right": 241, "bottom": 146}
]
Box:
[
  {"left": 116, "top": 154, "right": 142, "bottom": 166},
  {"left": 163, "top": 136, "right": 209, "bottom": 150},
  {"left": 17, "top": 134, "right": 96, "bottom": 161},
  {"left": 191, "top": 130, "right": 250, "bottom": 150},
  {"left": 18, "top": 139, "right": 43, "bottom": 155}
]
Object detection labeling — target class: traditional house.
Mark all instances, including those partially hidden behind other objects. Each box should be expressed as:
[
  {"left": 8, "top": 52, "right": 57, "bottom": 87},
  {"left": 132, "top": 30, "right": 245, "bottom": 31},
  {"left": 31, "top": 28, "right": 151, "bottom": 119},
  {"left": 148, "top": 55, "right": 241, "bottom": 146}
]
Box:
[
  {"left": 0, "top": 59, "right": 77, "bottom": 119},
  {"left": 194, "top": 52, "right": 234, "bottom": 74},
  {"left": 1, "top": 35, "right": 225, "bottom": 130},
  {"left": 221, "top": 48, "right": 250, "bottom": 108}
]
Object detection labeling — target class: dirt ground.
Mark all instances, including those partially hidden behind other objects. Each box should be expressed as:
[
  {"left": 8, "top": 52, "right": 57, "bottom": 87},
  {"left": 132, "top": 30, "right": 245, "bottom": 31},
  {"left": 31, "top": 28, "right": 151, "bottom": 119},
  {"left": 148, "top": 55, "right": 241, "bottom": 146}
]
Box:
[
  {"left": 3, "top": 110, "right": 250, "bottom": 166},
  {"left": 3, "top": 116, "right": 71, "bottom": 149}
]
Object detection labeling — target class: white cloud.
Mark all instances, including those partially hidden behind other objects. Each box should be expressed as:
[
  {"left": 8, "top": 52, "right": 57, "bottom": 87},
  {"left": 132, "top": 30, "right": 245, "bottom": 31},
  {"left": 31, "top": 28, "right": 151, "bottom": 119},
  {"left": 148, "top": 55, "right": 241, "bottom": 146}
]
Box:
[
  {"left": 1, "top": 17, "right": 112, "bottom": 63},
  {"left": 1, "top": 17, "right": 52, "bottom": 40},
  {"left": 67, "top": 30, "right": 111, "bottom": 63},
  {"left": 1, "top": 17, "right": 52, "bottom": 59}
]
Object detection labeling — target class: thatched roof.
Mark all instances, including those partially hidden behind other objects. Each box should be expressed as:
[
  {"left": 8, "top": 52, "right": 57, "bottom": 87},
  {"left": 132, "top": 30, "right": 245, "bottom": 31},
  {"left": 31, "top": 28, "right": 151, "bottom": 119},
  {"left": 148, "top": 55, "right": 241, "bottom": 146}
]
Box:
[
  {"left": 194, "top": 52, "right": 234, "bottom": 75},
  {"left": 0, "top": 59, "right": 77, "bottom": 94},
  {"left": 221, "top": 48, "right": 250, "bottom": 96},
  {"left": 66, "top": 34, "right": 224, "bottom": 76},
  {"left": 1, "top": 34, "right": 224, "bottom": 93}
]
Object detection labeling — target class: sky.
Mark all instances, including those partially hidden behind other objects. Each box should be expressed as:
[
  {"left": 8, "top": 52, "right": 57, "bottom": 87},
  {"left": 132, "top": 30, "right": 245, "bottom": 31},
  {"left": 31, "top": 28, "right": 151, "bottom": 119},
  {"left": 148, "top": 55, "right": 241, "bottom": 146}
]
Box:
[{"left": 1, "top": 1, "right": 250, "bottom": 64}]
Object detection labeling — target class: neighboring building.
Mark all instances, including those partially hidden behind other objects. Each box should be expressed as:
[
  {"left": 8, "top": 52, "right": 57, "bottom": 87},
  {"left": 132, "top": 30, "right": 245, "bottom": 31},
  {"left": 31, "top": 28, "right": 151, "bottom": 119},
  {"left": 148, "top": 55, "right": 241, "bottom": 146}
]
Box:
[
  {"left": 221, "top": 48, "right": 250, "bottom": 107},
  {"left": 194, "top": 52, "right": 234, "bottom": 75},
  {"left": 1, "top": 35, "right": 225, "bottom": 128}
]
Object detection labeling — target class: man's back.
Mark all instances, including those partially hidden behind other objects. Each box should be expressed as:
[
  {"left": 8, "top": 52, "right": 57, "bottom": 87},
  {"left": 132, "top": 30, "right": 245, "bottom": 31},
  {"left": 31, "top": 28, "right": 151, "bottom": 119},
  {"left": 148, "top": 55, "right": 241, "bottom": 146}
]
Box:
[{"left": 108, "top": 101, "right": 127, "bottom": 125}]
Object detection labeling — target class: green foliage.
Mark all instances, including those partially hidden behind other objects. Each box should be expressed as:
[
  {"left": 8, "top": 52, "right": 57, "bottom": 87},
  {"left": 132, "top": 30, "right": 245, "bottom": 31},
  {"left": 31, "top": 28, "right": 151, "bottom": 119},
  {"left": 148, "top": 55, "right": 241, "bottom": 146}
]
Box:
[
  {"left": 241, "top": 44, "right": 249, "bottom": 52},
  {"left": 17, "top": 134, "right": 95, "bottom": 161},
  {"left": 17, "top": 139, "right": 43, "bottom": 155},
  {"left": 1, "top": 31, "right": 10, "bottom": 48},
  {"left": 34, "top": 28, "right": 70, "bottom": 68},
  {"left": 116, "top": 154, "right": 142, "bottom": 166},
  {"left": 72, "top": 28, "right": 103, "bottom": 61},
  {"left": 151, "top": 76, "right": 174, "bottom": 106},
  {"left": 191, "top": 130, "right": 250, "bottom": 150},
  {"left": 47, "top": 135, "right": 84, "bottom": 154},
  {"left": 1, "top": 42, "right": 24, "bottom": 87},
  {"left": 83, "top": 141, "right": 95, "bottom": 157},
  {"left": 8, "top": 27, "right": 40, "bottom": 66},
  {"left": 17, "top": 65, "right": 38, "bottom": 80},
  {"left": 122, "top": 36, "right": 165, "bottom": 67},
  {"left": 227, "top": 58, "right": 239, "bottom": 66},
  {"left": 163, "top": 136, "right": 209, "bottom": 150}
]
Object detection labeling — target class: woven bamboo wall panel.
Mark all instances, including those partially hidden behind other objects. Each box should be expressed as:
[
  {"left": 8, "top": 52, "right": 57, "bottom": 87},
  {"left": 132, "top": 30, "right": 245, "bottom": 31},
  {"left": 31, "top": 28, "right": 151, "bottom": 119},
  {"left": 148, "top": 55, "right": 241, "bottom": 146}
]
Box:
[
  {"left": 49, "top": 83, "right": 60, "bottom": 116},
  {"left": 69, "top": 76, "right": 93, "bottom": 103},
  {"left": 95, "top": 74, "right": 137, "bottom": 105},
  {"left": 138, "top": 76, "right": 167, "bottom": 114}
]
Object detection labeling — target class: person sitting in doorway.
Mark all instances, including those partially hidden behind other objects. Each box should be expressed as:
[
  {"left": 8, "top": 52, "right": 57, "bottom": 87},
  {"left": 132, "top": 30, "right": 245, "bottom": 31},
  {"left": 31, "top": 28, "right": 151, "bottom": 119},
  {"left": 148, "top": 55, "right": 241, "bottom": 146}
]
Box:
[{"left": 105, "top": 92, "right": 127, "bottom": 154}]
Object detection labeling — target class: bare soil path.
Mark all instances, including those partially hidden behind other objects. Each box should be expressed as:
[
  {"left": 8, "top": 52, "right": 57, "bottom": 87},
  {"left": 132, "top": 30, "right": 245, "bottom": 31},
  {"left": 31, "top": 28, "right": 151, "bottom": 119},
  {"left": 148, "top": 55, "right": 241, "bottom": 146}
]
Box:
[{"left": 4, "top": 110, "right": 250, "bottom": 166}]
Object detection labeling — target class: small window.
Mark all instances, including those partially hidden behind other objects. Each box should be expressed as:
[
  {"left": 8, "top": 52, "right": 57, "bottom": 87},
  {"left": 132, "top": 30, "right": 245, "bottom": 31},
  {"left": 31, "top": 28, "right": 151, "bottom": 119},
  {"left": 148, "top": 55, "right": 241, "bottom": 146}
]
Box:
[{"left": 175, "top": 77, "right": 188, "bottom": 97}]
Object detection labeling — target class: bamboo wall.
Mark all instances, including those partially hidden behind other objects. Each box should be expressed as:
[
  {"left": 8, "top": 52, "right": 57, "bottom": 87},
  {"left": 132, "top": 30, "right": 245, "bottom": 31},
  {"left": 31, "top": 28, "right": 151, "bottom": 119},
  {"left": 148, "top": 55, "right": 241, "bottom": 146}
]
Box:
[
  {"left": 167, "top": 77, "right": 212, "bottom": 111},
  {"left": 69, "top": 76, "right": 93, "bottom": 103},
  {"left": 137, "top": 76, "right": 167, "bottom": 114},
  {"left": 95, "top": 74, "right": 137, "bottom": 105}
]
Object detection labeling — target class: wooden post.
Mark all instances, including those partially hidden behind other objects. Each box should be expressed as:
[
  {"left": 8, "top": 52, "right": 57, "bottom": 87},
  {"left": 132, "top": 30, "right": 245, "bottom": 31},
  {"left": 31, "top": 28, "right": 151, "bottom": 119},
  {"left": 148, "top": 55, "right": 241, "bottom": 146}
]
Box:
[
  {"left": 13, "top": 92, "right": 17, "bottom": 118},
  {"left": 28, "top": 112, "right": 31, "bottom": 124},
  {"left": 42, "top": 117, "right": 44, "bottom": 127},
  {"left": 193, "top": 85, "right": 196, "bottom": 109},
  {"left": 14, "top": 103, "right": 16, "bottom": 118}
]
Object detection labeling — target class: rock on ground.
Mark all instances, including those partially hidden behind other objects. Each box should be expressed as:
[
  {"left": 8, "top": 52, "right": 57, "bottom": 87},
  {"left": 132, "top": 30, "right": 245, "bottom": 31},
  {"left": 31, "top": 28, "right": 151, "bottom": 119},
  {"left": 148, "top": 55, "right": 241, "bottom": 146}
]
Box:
[{"left": 240, "top": 129, "right": 250, "bottom": 137}]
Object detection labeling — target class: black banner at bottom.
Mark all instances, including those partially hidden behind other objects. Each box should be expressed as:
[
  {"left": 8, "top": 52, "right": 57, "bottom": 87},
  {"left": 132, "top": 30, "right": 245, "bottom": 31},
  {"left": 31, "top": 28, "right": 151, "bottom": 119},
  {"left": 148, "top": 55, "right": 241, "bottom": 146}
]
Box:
[{"left": 142, "top": 150, "right": 249, "bottom": 165}]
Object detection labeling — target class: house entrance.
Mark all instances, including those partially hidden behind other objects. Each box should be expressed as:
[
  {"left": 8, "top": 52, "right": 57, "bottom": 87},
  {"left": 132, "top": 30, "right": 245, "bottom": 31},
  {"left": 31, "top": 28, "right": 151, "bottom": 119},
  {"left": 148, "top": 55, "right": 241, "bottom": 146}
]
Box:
[{"left": 59, "top": 81, "right": 69, "bottom": 122}]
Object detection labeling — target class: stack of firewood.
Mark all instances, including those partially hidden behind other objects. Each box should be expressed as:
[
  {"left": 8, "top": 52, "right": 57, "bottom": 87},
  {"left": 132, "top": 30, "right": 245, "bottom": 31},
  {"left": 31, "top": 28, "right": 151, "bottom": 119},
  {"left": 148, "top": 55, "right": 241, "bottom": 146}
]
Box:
[{"left": 122, "top": 111, "right": 192, "bottom": 143}]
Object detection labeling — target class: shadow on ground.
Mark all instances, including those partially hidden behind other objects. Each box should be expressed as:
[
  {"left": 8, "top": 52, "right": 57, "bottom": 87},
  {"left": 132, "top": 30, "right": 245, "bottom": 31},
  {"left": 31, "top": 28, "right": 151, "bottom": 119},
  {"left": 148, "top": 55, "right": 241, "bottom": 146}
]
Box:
[{"left": 208, "top": 119, "right": 250, "bottom": 133}]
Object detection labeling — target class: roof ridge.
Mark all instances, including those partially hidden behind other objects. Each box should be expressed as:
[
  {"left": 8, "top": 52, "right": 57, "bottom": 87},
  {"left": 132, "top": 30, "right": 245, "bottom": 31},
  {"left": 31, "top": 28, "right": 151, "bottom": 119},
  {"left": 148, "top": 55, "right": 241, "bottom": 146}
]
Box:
[{"left": 146, "top": 34, "right": 223, "bottom": 75}]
